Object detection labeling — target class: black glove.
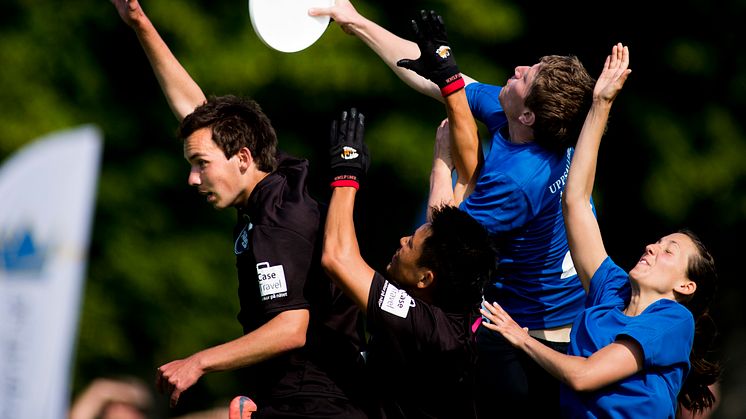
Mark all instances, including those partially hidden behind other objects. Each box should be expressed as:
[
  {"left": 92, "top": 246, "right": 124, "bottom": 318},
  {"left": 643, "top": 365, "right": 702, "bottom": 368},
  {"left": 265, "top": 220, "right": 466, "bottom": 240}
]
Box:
[
  {"left": 396, "top": 10, "right": 464, "bottom": 97},
  {"left": 329, "top": 108, "right": 369, "bottom": 190}
]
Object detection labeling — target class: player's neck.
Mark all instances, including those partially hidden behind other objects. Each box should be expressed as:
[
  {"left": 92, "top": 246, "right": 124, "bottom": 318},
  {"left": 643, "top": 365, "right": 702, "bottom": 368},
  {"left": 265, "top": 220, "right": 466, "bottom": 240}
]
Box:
[
  {"left": 505, "top": 123, "right": 534, "bottom": 145},
  {"left": 235, "top": 169, "right": 271, "bottom": 209}
]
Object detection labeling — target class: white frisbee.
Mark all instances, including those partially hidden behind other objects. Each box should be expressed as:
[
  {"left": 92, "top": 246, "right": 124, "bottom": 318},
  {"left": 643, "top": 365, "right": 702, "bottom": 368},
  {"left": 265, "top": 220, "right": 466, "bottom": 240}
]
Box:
[{"left": 249, "top": 0, "right": 334, "bottom": 53}]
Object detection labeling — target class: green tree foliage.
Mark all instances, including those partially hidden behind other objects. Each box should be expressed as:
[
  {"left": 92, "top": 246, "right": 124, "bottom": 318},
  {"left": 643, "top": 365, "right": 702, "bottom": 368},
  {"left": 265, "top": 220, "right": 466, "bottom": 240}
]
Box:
[{"left": 1, "top": 0, "right": 745, "bottom": 416}]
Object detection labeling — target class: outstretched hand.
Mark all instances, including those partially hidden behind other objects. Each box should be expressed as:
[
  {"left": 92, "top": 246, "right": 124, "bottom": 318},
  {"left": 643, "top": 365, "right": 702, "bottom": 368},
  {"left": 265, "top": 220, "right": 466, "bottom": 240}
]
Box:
[
  {"left": 594, "top": 43, "right": 631, "bottom": 104},
  {"left": 308, "top": 0, "right": 362, "bottom": 35},
  {"left": 396, "top": 10, "right": 464, "bottom": 96},
  {"left": 111, "top": 0, "right": 147, "bottom": 28},
  {"left": 329, "top": 108, "right": 369, "bottom": 190},
  {"left": 433, "top": 118, "right": 454, "bottom": 171},
  {"left": 479, "top": 301, "right": 530, "bottom": 348}
]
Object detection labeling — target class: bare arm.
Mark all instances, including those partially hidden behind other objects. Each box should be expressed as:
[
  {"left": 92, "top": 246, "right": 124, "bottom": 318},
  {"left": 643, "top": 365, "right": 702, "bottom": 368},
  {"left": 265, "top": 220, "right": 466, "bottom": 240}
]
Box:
[
  {"left": 480, "top": 301, "right": 643, "bottom": 391},
  {"left": 428, "top": 119, "right": 456, "bottom": 216},
  {"left": 428, "top": 116, "right": 479, "bottom": 218},
  {"left": 309, "top": 0, "right": 477, "bottom": 101},
  {"left": 322, "top": 110, "right": 376, "bottom": 311},
  {"left": 322, "top": 187, "right": 376, "bottom": 311},
  {"left": 155, "top": 309, "right": 308, "bottom": 407},
  {"left": 562, "top": 43, "right": 631, "bottom": 291},
  {"left": 444, "top": 89, "right": 481, "bottom": 203},
  {"left": 111, "top": 0, "right": 206, "bottom": 121}
]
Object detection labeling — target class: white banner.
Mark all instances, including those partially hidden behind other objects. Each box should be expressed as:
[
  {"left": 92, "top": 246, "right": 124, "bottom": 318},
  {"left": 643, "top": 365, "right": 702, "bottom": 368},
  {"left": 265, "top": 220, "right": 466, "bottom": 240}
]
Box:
[{"left": 0, "top": 125, "right": 102, "bottom": 419}]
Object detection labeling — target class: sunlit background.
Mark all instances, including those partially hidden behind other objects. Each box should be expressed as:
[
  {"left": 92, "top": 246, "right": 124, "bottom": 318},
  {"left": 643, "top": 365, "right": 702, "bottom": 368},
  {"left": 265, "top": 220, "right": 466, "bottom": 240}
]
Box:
[{"left": 1, "top": 0, "right": 744, "bottom": 417}]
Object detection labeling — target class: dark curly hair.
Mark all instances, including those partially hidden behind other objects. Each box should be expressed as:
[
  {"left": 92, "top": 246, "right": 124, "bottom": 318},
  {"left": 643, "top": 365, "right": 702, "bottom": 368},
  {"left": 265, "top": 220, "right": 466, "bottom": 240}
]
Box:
[{"left": 418, "top": 205, "right": 496, "bottom": 313}]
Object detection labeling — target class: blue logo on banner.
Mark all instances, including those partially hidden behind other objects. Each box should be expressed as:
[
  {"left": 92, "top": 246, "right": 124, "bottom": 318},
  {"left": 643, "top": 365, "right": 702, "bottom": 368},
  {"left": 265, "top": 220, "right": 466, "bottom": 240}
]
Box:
[{"left": 0, "top": 228, "right": 47, "bottom": 277}]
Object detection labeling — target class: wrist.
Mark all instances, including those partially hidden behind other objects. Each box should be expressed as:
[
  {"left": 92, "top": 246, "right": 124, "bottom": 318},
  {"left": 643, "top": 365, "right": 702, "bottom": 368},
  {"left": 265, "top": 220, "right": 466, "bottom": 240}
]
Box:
[
  {"left": 440, "top": 73, "right": 465, "bottom": 96},
  {"left": 130, "top": 13, "right": 153, "bottom": 33},
  {"left": 431, "top": 159, "right": 453, "bottom": 176},
  {"left": 347, "top": 14, "right": 376, "bottom": 40},
  {"left": 330, "top": 166, "right": 364, "bottom": 190},
  {"left": 330, "top": 178, "right": 360, "bottom": 190},
  {"left": 193, "top": 350, "right": 213, "bottom": 374},
  {"left": 591, "top": 97, "right": 614, "bottom": 108}
]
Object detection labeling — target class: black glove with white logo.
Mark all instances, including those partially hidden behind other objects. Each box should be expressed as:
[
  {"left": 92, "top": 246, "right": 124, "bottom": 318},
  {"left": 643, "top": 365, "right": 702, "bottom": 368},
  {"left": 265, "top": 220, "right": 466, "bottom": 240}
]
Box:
[
  {"left": 396, "top": 10, "right": 464, "bottom": 97},
  {"left": 329, "top": 108, "right": 369, "bottom": 190}
]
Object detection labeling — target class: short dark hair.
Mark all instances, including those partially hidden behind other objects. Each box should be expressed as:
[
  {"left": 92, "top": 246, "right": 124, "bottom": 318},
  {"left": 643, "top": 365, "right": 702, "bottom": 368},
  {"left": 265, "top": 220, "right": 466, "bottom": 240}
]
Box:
[
  {"left": 178, "top": 95, "right": 278, "bottom": 172},
  {"left": 526, "top": 55, "right": 595, "bottom": 151},
  {"left": 418, "top": 205, "right": 495, "bottom": 312}
]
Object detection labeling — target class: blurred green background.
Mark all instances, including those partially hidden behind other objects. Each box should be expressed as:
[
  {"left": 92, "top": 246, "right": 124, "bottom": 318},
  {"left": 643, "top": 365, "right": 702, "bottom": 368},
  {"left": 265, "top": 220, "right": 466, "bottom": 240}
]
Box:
[{"left": 1, "top": 0, "right": 745, "bottom": 417}]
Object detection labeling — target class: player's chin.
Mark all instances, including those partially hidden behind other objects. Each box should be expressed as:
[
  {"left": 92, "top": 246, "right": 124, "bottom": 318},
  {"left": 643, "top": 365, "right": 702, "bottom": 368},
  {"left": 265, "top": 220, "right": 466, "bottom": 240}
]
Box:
[
  {"left": 208, "top": 195, "right": 232, "bottom": 210},
  {"left": 385, "top": 261, "right": 395, "bottom": 278},
  {"left": 211, "top": 200, "right": 230, "bottom": 210}
]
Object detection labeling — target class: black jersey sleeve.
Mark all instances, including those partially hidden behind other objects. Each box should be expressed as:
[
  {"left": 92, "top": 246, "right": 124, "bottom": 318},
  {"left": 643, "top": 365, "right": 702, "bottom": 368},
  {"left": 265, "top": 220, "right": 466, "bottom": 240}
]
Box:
[
  {"left": 367, "top": 272, "right": 465, "bottom": 350},
  {"left": 250, "top": 224, "right": 314, "bottom": 315}
]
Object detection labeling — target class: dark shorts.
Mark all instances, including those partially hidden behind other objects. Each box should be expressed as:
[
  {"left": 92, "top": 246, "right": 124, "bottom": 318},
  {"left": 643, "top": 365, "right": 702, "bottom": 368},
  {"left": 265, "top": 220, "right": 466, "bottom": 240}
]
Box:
[{"left": 474, "top": 325, "right": 568, "bottom": 418}]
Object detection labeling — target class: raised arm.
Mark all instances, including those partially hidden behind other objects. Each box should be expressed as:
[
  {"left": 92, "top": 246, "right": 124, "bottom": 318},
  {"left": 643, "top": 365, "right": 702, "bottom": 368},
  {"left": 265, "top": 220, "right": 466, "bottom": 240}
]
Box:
[
  {"left": 309, "top": 1, "right": 477, "bottom": 101},
  {"left": 444, "top": 89, "right": 481, "bottom": 203},
  {"left": 562, "top": 43, "right": 631, "bottom": 291},
  {"left": 428, "top": 119, "right": 456, "bottom": 218},
  {"left": 111, "top": 0, "right": 206, "bottom": 121},
  {"left": 321, "top": 109, "right": 376, "bottom": 311},
  {"left": 395, "top": 11, "right": 482, "bottom": 197},
  {"left": 428, "top": 113, "right": 479, "bottom": 219}
]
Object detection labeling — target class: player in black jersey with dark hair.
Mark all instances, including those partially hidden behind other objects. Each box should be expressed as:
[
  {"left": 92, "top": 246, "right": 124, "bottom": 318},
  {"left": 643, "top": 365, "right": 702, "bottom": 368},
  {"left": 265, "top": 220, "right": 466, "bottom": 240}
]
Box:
[
  {"left": 322, "top": 105, "right": 495, "bottom": 419},
  {"left": 110, "top": 2, "right": 370, "bottom": 417},
  {"left": 169, "top": 95, "right": 369, "bottom": 418}
]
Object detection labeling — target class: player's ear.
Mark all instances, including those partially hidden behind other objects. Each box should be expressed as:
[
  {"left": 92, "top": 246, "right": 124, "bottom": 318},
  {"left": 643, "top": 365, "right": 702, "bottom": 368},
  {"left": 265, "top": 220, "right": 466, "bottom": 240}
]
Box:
[
  {"left": 417, "top": 270, "right": 434, "bottom": 289},
  {"left": 676, "top": 279, "right": 697, "bottom": 296},
  {"left": 518, "top": 110, "right": 535, "bottom": 127},
  {"left": 236, "top": 147, "right": 253, "bottom": 172}
]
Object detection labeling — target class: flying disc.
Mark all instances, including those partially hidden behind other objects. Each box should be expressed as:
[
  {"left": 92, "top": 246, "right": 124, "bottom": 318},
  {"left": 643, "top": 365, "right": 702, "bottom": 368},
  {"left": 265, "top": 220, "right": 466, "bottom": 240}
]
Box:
[{"left": 249, "top": 0, "right": 334, "bottom": 53}]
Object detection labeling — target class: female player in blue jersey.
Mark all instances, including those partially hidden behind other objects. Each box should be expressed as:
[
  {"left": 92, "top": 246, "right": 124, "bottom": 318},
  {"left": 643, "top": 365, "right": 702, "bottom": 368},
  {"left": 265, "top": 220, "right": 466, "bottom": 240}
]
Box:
[{"left": 480, "top": 44, "right": 720, "bottom": 418}]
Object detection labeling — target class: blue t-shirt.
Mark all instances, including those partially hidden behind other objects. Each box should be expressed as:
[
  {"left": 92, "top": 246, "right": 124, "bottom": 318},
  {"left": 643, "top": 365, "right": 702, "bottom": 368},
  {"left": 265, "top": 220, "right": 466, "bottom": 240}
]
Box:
[
  {"left": 461, "top": 82, "right": 585, "bottom": 329},
  {"left": 561, "top": 257, "right": 694, "bottom": 418}
]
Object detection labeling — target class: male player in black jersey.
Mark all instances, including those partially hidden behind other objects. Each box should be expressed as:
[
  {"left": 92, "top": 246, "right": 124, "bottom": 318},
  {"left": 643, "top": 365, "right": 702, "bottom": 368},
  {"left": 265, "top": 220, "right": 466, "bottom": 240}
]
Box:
[
  {"left": 111, "top": 1, "right": 369, "bottom": 417},
  {"left": 322, "top": 105, "right": 494, "bottom": 418}
]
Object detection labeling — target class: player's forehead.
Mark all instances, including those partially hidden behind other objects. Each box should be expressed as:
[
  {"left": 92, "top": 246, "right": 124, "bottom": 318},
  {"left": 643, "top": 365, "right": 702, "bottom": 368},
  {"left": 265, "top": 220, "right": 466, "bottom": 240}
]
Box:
[
  {"left": 413, "top": 223, "right": 432, "bottom": 244},
  {"left": 526, "top": 62, "right": 542, "bottom": 84},
  {"left": 183, "top": 128, "right": 221, "bottom": 159}
]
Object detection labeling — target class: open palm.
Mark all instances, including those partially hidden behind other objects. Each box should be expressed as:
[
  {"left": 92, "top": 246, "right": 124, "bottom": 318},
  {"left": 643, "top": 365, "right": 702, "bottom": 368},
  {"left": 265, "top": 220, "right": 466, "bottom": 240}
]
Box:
[{"left": 594, "top": 43, "right": 632, "bottom": 104}]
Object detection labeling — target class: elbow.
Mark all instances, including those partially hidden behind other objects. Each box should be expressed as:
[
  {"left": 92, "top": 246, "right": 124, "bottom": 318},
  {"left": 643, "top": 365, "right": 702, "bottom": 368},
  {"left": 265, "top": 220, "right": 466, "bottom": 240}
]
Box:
[
  {"left": 562, "top": 190, "right": 587, "bottom": 215},
  {"left": 321, "top": 251, "right": 342, "bottom": 282},
  {"left": 566, "top": 378, "right": 589, "bottom": 393},
  {"left": 278, "top": 331, "right": 306, "bottom": 353},
  {"left": 286, "top": 330, "right": 306, "bottom": 351},
  {"left": 281, "top": 316, "right": 308, "bottom": 351},
  {"left": 565, "top": 372, "right": 601, "bottom": 393}
]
